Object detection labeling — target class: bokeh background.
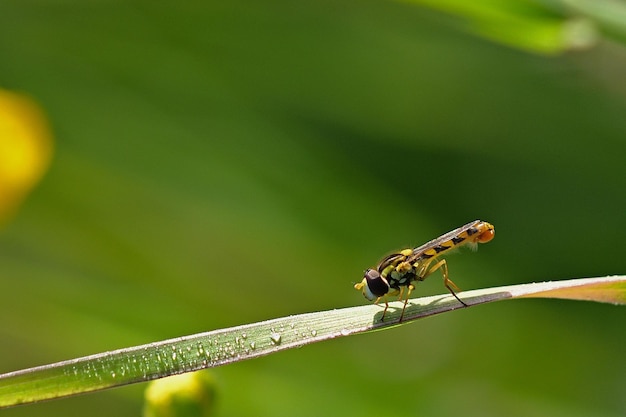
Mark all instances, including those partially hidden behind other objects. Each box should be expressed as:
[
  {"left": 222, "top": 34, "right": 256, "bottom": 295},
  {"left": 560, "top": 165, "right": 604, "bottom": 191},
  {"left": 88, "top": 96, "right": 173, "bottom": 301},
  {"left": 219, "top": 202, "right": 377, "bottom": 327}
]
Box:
[{"left": 1, "top": 1, "right": 625, "bottom": 416}]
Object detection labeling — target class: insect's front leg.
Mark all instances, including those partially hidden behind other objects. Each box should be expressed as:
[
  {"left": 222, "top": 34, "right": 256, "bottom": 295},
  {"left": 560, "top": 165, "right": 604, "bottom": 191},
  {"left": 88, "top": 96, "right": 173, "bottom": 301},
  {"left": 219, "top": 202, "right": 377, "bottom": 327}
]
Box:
[{"left": 379, "top": 288, "right": 399, "bottom": 321}]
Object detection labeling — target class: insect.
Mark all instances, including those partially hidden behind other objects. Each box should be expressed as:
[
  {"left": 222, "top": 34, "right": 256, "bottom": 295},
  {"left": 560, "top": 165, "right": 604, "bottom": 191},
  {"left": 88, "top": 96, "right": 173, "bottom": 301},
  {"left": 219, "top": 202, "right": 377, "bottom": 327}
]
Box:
[{"left": 354, "top": 220, "right": 495, "bottom": 322}]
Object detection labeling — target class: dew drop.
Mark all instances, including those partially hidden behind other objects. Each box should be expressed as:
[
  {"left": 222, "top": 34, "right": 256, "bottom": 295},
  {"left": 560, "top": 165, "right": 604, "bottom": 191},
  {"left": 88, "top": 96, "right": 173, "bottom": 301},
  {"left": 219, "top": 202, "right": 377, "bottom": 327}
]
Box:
[
  {"left": 249, "top": 341, "right": 256, "bottom": 350},
  {"left": 311, "top": 330, "right": 318, "bottom": 337},
  {"left": 270, "top": 332, "right": 282, "bottom": 345},
  {"left": 340, "top": 328, "right": 350, "bottom": 336}
]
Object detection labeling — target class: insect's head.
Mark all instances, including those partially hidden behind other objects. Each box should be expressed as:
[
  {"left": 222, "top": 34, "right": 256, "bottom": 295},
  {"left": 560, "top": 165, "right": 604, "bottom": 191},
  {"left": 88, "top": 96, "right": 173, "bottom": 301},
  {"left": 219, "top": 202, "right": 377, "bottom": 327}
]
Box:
[{"left": 354, "top": 268, "right": 390, "bottom": 301}]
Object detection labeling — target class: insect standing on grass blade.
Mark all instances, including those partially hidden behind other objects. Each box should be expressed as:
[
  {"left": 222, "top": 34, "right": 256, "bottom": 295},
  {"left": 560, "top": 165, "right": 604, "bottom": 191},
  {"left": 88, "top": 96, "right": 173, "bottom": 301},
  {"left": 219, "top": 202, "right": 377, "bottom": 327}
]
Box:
[{"left": 354, "top": 220, "right": 495, "bottom": 322}]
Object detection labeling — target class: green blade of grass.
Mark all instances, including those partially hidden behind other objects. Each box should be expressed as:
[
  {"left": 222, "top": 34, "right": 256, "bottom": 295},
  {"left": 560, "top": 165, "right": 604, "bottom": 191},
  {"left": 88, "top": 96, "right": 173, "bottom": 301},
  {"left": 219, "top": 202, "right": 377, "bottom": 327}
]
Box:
[{"left": 0, "top": 275, "right": 624, "bottom": 408}]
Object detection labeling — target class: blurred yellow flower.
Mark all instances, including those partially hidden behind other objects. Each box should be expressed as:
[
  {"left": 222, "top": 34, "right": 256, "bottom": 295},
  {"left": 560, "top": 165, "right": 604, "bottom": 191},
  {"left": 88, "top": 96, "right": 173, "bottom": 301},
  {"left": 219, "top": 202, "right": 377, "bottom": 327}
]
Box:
[
  {"left": 143, "top": 371, "right": 217, "bottom": 417},
  {"left": 0, "top": 89, "right": 53, "bottom": 225}
]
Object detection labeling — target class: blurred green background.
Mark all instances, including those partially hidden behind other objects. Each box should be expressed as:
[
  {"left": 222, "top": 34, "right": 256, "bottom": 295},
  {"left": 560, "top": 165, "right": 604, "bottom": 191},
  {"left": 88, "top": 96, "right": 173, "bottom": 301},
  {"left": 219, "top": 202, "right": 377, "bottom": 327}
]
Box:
[{"left": 1, "top": 1, "right": 625, "bottom": 416}]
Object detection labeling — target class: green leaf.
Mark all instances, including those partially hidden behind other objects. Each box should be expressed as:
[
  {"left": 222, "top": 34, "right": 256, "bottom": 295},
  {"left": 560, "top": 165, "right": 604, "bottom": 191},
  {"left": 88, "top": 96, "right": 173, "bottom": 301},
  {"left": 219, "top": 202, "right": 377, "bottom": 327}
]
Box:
[
  {"left": 398, "top": 0, "right": 614, "bottom": 54},
  {"left": 0, "top": 275, "right": 624, "bottom": 409}
]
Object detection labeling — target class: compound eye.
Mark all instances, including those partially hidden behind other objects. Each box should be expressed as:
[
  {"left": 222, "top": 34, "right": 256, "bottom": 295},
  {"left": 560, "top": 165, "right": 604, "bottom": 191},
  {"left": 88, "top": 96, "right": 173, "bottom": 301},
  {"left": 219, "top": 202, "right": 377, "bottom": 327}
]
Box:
[
  {"left": 365, "top": 269, "right": 380, "bottom": 281},
  {"left": 364, "top": 268, "right": 390, "bottom": 297}
]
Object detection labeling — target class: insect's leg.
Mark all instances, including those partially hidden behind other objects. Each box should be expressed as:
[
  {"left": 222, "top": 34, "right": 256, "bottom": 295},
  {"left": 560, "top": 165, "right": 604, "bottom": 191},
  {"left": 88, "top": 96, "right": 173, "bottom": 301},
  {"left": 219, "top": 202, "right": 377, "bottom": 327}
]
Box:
[
  {"left": 399, "top": 284, "right": 414, "bottom": 322},
  {"left": 427, "top": 259, "right": 468, "bottom": 307},
  {"left": 413, "top": 258, "right": 433, "bottom": 281},
  {"left": 378, "top": 296, "right": 389, "bottom": 321},
  {"left": 396, "top": 286, "right": 405, "bottom": 301}
]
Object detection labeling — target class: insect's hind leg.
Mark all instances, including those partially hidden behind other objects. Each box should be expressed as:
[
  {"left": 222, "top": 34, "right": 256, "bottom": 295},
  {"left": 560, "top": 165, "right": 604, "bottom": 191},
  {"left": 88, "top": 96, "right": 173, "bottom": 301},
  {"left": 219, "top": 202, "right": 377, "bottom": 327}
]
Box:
[{"left": 427, "top": 259, "right": 468, "bottom": 307}]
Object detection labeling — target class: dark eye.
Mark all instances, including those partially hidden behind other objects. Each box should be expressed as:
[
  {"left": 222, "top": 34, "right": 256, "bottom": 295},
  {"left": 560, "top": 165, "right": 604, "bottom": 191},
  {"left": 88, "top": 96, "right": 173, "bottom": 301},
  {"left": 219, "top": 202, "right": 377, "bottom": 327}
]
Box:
[
  {"left": 364, "top": 268, "right": 389, "bottom": 297},
  {"left": 365, "top": 269, "right": 379, "bottom": 280}
]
